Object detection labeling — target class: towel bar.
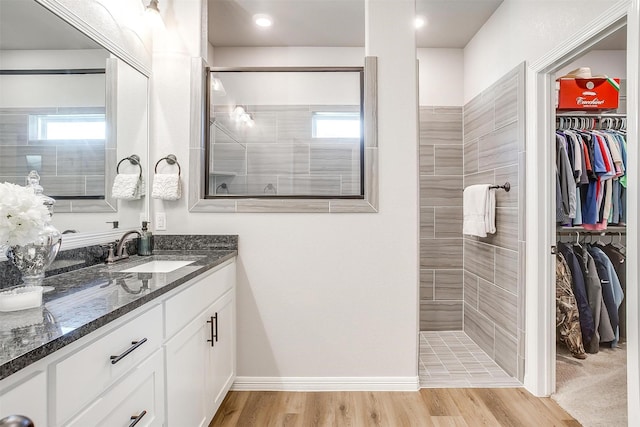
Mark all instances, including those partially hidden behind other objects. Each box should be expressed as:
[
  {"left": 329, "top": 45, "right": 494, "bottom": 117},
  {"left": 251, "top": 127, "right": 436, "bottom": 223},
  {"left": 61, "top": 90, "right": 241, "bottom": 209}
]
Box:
[
  {"left": 116, "top": 155, "right": 142, "bottom": 177},
  {"left": 155, "top": 154, "right": 181, "bottom": 176},
  {"left": 489, "top": 182, "right": 510, "bottom": 192}
]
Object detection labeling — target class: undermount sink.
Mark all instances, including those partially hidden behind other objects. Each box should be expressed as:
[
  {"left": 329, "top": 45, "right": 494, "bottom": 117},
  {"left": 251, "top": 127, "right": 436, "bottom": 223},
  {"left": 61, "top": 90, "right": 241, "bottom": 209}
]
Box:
[{"left": 120, "top": 260, "right": 196, "bottom": 273}]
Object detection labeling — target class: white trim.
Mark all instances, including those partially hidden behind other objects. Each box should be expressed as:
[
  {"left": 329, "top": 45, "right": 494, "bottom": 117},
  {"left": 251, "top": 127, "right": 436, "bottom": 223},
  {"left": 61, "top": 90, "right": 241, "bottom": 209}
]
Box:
[
  {"left": 231, "top": 376, "right": 419, "bottom": 392},
  {"left": 525, "top": 0, "right": 635, "bottom": 399}
]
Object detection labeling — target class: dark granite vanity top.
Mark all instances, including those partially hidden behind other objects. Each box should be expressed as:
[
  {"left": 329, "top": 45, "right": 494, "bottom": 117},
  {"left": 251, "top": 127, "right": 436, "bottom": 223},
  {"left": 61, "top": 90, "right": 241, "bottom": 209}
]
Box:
[{"left": 0, "top": 240, "right": 237, "bottom": 380}]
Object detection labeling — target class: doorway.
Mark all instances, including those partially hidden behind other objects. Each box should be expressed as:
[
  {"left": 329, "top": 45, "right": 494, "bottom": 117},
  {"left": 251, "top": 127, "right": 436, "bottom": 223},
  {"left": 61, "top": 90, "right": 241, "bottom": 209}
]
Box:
[{"left": 525, "top": 0, "right": 639, "bottom": 423}]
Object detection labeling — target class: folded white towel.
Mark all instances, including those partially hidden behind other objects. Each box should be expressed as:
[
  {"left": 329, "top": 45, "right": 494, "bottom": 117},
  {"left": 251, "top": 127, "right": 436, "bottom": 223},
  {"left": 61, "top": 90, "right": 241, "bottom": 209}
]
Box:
[
  {"left": 152, "top": 174, "right": 181, "bottom": 200},
  {"left": 463, "top": 184, "right": 496, "bottom": 237},
  {"left": 112, "top": 174, "right": 141, "bottom": 200}
]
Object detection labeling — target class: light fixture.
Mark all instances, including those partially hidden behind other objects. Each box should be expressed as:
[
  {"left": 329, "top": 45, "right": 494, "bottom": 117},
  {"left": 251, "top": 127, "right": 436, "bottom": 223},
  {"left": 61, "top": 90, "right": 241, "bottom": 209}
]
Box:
[
  {"left": 146, "top": 0, "right": 160, "bottom": 14},
  {"left": 415, "top": 16, "right": 426, "bottom": 29},
  {"left": 253, "top": 13, "right": 273, "bottom": 28},
  {"left": 211, "top": 77, "right": 226, "bottom": 96},
  {"left": 230, "top": 106, "right": 255, "bottom": 128}
]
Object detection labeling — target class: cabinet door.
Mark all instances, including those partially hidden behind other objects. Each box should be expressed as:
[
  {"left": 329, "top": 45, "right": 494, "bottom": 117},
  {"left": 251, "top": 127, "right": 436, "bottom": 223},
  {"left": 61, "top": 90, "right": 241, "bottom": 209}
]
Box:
[
  {"left": 165, "top": 312, "right": 208, "bottom": 427},
  {"left": 205, "top": 288, "right": 236, "bottom": 419},
  {"left": 0, "top": 370, "right": 46, "bottom": 426},
  {"left": 66, "top": 349, "right": 165, "bottom": 427}
]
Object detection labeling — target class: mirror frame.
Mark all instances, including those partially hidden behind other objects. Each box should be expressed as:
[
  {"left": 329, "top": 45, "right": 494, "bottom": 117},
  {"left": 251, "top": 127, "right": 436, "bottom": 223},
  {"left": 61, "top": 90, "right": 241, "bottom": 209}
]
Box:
[
  {"left": 28, "top": 0, "right": 151, "bottom": 250},
  {"left": 188, "top": 56, "right": 378, "bottom": 213}
]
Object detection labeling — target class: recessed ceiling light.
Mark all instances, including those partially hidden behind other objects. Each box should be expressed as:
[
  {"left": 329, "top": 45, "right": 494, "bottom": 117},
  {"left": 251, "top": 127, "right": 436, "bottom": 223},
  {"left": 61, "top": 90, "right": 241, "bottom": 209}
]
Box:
[
  {"left": 253, "top": 14, "right": 273, "bottom": 28},
  {"left": 415, "top": 16, "right": 426, "bottom": 29}
]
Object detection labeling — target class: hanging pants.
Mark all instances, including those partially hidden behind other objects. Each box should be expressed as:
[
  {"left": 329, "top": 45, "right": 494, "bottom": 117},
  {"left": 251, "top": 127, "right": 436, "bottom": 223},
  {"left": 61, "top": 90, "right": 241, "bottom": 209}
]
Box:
[{"left": 556, "top": 253, "right": 587, "bottom": 359}]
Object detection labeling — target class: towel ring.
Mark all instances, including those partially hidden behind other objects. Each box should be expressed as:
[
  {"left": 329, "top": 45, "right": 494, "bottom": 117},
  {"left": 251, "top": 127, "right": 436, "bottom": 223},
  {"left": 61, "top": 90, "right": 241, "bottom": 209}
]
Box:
[
  {"left": 116, "top": 155, "right": 142, "bottom": 178},
  {"left": 155, "top": 154, "right": 181, "bottom": 176}
]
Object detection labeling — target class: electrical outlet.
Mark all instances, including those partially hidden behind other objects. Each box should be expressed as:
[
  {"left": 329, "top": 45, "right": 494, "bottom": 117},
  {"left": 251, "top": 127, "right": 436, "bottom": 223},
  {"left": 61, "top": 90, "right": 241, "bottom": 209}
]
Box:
[{"left": 155, "top": 212, "right": 166, "bottom": 230}]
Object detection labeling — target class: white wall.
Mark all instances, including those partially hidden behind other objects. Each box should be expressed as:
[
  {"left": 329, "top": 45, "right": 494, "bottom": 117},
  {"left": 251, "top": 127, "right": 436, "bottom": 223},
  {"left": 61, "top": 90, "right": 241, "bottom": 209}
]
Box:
[
  {"left": 417, "top": 48, "right": 464, "bottom": 106},
  {"left": 151, "top": 0, "right": 419, "bottom": 384},
  {"left": 464, "top": 0, "right": 622, "bottom": 102},
  {"left": 557, "top": 49, "right": 627, "bottom": 78}
]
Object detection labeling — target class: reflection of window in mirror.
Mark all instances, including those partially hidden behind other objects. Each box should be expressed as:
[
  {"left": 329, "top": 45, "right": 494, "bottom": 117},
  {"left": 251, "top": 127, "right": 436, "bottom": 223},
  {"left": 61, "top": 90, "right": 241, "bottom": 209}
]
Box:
[{"left": 205, "top": 68, "right": 365, "bottom": 199}]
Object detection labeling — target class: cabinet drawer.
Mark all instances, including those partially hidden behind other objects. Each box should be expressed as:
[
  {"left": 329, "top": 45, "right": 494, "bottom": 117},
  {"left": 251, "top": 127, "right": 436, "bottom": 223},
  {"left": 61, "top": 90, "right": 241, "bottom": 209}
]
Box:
[
  {"left": 66, "top": 348, "right": 165, "bottom": 427},
  {"left": 165, "top": 260, "right": 235, "bottom": 339},
  {"left": 54, "top": 304, "right": 163, "bottom": 425}
]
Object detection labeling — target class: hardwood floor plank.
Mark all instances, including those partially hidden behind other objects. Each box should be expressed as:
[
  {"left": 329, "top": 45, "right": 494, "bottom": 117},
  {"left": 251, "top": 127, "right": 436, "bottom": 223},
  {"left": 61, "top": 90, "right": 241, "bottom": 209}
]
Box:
[
  {"left": 431, "top": 416, "right": 470, "bottom": 427},
  {"left": 421, "top": 389, "right": 463, "bottom": 416},
  {"left": 210, "top": 389, "right": 580, "bottom": 426},
  {"left": 444, "top": 388, "right": 502, "bottom": 426}
]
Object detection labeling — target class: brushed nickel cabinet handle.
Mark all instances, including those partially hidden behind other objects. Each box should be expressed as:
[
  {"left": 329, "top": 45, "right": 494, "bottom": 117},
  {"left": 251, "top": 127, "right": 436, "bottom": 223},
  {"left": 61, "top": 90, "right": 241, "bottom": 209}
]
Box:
[{"left": 110, "top": 338, "right": 147, "bottom": 364}]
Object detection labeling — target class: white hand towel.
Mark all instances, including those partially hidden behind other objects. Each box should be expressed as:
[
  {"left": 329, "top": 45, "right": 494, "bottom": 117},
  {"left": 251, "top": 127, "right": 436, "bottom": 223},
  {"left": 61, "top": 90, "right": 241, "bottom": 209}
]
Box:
[
  {"left": 152, "top": 174, "right": 181, "bottom": 200},
  {"left": 112, "top": 174, "right": 140, "bottom": 200},
  {"left": 463, "top": 184, "right": 496, "bottom": 237}
]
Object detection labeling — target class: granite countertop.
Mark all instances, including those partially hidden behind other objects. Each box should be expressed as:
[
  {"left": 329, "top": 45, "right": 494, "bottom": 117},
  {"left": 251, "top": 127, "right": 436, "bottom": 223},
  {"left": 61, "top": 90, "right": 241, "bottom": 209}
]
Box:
[{"left": 0, "top": 249, "right": 237, "bottom": 380}]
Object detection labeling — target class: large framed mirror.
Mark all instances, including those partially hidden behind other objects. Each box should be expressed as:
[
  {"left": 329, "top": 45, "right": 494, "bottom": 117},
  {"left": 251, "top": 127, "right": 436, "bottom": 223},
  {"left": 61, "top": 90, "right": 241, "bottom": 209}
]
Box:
[{"left": 0, "top": 0, "right": 150, "bottom": 245}]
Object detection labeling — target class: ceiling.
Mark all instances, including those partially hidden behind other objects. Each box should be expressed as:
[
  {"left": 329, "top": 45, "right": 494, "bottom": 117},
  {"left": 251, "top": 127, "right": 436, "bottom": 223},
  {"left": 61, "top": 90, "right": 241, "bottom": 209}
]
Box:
[
  {"left": 208, "top": 0, "right": 504, "bottom": 48},
  {"left": 0, "top": 0, "right": 100, "bottom": 50}
]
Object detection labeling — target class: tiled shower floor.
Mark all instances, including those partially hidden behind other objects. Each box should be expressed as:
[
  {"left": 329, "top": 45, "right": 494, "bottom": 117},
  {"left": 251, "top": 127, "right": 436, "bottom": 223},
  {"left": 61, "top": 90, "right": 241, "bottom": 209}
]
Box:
[{"left": 419, "top": 331, "right": 522, "bottom": 388}]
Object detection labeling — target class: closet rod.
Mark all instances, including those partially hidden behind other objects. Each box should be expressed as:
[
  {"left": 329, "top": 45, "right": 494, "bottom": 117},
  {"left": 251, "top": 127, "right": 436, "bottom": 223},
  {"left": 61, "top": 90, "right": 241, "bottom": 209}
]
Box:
[
  {"left": 556, "top": 229, "right": 626, "bottom": 236},
  {"left": 555, "top": 113, "right": 626, "bottom": 118}
]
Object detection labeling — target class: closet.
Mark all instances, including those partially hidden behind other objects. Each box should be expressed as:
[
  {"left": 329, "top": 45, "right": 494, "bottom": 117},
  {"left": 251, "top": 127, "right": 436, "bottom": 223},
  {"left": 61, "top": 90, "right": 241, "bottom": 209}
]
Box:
[{"left": 551, "top": 36, "right": 628, "bottom": 426}]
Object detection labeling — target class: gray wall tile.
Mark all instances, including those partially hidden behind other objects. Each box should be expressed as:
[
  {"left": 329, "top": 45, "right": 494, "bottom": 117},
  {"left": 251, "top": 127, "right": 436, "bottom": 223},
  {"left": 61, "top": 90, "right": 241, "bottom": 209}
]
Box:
[
  {"left": 421, "top": 207, "right": 435, "bottom": 239},
  {"left": 277, "top": 175, "right": 341, "bottom": 196},
  {"left": 212, "top": 143, "right": 247, "bottom": 175},
  {"left": 420, "top": 175, "right": 462, "bottom": 207},
  {"left": 495, "top": 326, "right": 518, "bottom": 377},
  {"left": 0, "top": 113, "right": 28, "bottom": 145},
  {"left": 40, "top": 176, "right": 86, "bottom": 197},
  {"left": 478, "top": 207, "right": 519, "bottom": 251},
  {"left": 277, "top": 110, "right": 312, "bottom": 142},
  {"left": 464, "top": 303, "right": 495, "bottom": 357},
  {"left": 310, "top": 143, "right": 356, "bottom": 175},
  {"left": 463, "top": 140, "right": 478, "bottom": 175},
  {"left": 0, "top": 145, "right": 57, "bottom": 175},
  {"left": 464, "top": 239, "right": 495, "bottom": 283},
  {"left": 421, "top": 238, "right": 463, "bottom": 269},
  {"left": 478, "top": 278, "right": 517, "bottom": 336},
  {"left": 247, "top": 144, "right": 309, "bottom": 175},
  {"left": 420, "top": 301, "right": 463, "bottom": 331},
  {"left": 58, "top": 143, "right": 105, "bottom": 175},
  {"left": 421, "top": 269, "right": 434, "bottom": 301},
  {"left": 434, "top": 145, "right": 463, "bottom": 175},
  {"left": 464, "top": 271, "right": 479, "bottom": 309},
  {"left": 434, "top": 269, "right": 463, "bottom": 300},
  {"left": 419, "top": 144, "right": 434, "bottom": 175},
  {"left": 478, "top": 121, "right": 518, "bottom": 171},
  {"left": 464, "top": 170, "right": 495, "bottom": 189},
  {"left": 420, "top": 108, "right": 463, "bottom": 146},
  {"left": 495, "top": 247, "right": 518, "bottom": 294},
  {"left": 464, "top": 91, "right": 494, "bottom": 142},
  {"left": 434, "top": 207, "right": 462, "bottom": 238},
  {"left": 494, "top": 74, "right": 519, "bottom": 129},
  {"left": 494, "top": 164, "right": 518, "bottom": 208}
]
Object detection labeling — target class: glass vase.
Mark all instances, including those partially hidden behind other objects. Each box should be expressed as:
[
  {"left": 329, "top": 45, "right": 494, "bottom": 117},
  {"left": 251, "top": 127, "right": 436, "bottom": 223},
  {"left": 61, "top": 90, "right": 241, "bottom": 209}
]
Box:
[{"left": 6, "top": 223, "right": 62, "bottom": 286}]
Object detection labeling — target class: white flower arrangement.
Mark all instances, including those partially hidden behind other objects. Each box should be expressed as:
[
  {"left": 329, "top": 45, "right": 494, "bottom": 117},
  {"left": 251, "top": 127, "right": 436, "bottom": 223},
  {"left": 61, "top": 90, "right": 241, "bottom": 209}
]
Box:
[{"left": 0, "top": 182, "right": 50, "bottom": 247}]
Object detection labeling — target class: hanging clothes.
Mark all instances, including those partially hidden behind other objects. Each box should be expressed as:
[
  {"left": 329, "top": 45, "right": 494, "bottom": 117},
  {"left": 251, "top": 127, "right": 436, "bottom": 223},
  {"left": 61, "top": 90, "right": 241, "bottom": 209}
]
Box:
[
  {"left": 556, "top": 252, "right": 587, "bottom": 359},
  {"left": 555, "top": 118, "right": 627, "bottom": 230}
]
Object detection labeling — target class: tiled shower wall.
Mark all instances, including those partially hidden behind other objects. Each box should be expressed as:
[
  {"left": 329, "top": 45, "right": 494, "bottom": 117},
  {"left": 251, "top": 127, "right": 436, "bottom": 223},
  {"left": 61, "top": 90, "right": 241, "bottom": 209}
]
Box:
[
  {"left": 0, "top": 107, "right": 106, "bottom": 197},
  {"left": 419, "top": 107, "right": 464, "bottom": 330},
  {"left": 209, "top": 105, "right": 361, "bottom": 196},
  {"left": 462, "top": 63, "right": 526, "bottom": 380}
]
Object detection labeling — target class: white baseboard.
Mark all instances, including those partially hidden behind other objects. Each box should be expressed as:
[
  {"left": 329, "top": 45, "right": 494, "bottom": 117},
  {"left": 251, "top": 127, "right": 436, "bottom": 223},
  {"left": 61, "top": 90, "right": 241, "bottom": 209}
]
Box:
[{"left": 231, "top": 376, "right": 419, "bottom": 392}]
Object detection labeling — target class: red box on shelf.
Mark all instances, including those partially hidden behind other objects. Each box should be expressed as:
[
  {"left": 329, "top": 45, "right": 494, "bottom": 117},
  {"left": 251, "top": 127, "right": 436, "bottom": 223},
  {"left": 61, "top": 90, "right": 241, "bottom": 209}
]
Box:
[{"left": 557, "top": 77, "right": 620, "bottom": 110}]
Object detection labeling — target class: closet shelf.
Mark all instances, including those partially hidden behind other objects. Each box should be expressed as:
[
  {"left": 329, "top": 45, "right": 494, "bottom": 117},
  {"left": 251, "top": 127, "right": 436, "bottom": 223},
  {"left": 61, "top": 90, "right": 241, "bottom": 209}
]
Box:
[{"left": 557, "top": 226, "right": 626, "bottom": 234}]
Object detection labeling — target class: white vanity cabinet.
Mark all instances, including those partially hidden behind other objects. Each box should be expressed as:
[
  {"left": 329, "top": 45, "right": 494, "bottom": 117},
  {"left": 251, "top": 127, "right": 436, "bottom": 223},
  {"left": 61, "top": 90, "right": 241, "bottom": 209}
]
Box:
[
  {"left": 0, "top": 369, "right": 47, "bottom": 426},
  {"left": 0, "top": 257, "right": 236, "bottom": 427},
  {"left": 165, "top": 261, "right": 236, "bottom": 427}
]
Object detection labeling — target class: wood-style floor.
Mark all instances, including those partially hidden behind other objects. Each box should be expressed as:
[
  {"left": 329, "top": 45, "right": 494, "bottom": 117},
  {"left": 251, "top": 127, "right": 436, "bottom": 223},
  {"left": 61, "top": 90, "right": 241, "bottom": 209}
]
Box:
[{"left": 210, "top": 389, "right": 580, "bottom": 426}]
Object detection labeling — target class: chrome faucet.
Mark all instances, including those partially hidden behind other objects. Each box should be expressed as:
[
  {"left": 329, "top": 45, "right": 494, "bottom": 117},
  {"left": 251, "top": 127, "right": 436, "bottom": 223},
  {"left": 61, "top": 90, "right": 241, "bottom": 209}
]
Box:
[
  {"left": 105, "top": 230, "right": 141, "bottom": 263},
  {"left": 115, "top": 230, "right": 142, "bottom": 259}
]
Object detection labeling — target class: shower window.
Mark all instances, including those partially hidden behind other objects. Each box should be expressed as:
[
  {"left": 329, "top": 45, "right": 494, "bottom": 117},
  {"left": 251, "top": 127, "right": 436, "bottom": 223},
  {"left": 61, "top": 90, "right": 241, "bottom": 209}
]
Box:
[{"left": 205, "top": 67, "right": 364, "bottom": 199}]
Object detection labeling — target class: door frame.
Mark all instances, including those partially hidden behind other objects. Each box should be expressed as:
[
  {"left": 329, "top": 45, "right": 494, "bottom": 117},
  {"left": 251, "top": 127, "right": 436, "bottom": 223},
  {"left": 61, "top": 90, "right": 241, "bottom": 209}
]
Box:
[{"left": 524, "top": 0, "right": 639, "bottom": 419}]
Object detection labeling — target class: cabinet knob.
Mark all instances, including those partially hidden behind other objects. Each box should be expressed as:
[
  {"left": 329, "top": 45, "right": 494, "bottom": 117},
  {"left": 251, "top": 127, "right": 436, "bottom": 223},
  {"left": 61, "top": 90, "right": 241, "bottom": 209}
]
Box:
[{"left": 0, "top": 415, "right": 34, "bottom": 427}]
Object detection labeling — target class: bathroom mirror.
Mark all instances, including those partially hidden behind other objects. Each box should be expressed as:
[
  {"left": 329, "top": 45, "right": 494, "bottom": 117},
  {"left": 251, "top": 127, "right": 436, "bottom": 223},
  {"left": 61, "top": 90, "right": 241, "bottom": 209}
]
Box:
[{"left": 0, "top": 0, "right": 150, "bottom": 238}]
